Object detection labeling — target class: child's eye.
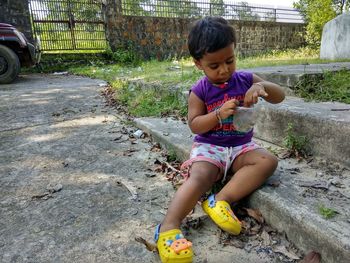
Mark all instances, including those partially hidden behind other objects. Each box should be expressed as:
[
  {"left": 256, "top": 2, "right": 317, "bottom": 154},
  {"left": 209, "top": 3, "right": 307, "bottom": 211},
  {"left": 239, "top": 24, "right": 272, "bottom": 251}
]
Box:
[
  {"left": 209, "top": 65, "right": 219, "bottom": 69},
  {"left": 226, "top": 60, "right": 234, "bottom": 64}
]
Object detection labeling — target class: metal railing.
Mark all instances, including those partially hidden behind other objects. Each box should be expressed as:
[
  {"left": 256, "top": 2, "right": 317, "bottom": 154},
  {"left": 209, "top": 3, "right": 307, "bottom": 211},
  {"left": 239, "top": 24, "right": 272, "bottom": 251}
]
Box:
[
  {"left": 29, "top": 0, "right": 107, "bottom": 51},
  {"left": 121, "top": 0, "right": 303, "bottom": 23}
]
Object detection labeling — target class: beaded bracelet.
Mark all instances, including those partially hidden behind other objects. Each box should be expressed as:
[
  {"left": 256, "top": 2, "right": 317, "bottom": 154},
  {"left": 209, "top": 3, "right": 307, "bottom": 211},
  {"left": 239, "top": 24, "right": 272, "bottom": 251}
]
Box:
[{"left": 215, "top": 108, "right": 222, "bottom": 128}]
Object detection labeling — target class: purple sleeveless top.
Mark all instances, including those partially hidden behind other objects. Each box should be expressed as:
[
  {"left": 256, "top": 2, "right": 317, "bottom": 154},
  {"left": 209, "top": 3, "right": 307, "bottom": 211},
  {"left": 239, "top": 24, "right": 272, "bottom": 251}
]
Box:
[{"left": 190, "top": 71, "right": 254, "bottom": 147}]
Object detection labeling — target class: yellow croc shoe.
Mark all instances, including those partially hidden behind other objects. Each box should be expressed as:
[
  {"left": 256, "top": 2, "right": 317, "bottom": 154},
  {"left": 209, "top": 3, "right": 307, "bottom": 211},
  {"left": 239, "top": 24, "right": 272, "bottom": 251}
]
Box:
[
  {"left": 154, "top": 224, "right": 193, "bottom": 263},
  {"left": 202, "top": 194, "right": 241, "bottom": 235}
]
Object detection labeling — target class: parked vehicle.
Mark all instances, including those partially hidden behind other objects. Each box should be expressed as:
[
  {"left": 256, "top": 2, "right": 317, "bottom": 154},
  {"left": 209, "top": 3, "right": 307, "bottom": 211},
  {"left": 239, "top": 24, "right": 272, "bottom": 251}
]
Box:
[{"left": 0, "top": 23, "right": 41, "bottom": 84}]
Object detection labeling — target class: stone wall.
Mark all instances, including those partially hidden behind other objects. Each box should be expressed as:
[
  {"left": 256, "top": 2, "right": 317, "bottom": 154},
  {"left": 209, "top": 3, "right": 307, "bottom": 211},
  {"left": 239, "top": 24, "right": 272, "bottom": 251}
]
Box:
[
  {"left": 104, "top": 1, "right": 306, "bottom": 60},
  {"left": 0, "top": 0, "right": 33, "bottom": 42}
]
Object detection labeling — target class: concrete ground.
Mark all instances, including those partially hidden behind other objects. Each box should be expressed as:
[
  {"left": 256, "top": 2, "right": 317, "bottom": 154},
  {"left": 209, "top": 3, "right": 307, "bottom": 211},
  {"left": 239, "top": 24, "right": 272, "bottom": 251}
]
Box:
[{"left": 0, "top": 73, "right": 303, "bottom": 263}]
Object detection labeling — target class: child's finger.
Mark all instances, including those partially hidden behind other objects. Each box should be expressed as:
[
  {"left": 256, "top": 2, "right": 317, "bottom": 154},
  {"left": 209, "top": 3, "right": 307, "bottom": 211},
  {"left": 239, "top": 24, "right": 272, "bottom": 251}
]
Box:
[
  {"left": 253, "top": 91, "right": 259, "bottom": 104},
  {"left": 243, "top": 98, "right": 253, "bottom": 108},
  {"left": 227, "top": 99, "right": 239, "bottom": 106},
  {"left": 258, "top": 89, "right": 268, "bottom": 97}
]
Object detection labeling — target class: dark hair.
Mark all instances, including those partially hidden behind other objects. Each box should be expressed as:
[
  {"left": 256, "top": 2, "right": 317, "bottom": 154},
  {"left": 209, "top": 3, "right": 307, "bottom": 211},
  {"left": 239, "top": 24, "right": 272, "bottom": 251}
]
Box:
[{"left": 188, "top": 17, "right": 236, "bottom": 60}]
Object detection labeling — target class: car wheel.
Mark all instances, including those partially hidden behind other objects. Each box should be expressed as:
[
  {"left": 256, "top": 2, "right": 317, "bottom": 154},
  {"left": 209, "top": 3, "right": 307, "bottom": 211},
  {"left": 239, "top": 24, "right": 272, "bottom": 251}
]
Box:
[{"left": 0, "top": 44, "right": 20, "bottom": 84}]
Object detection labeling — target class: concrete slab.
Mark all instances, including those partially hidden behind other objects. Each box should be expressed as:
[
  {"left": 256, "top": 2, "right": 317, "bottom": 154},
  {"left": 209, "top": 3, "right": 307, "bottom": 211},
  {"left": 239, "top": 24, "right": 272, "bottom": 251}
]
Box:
[{"left": 135, "top": 117, "right": 350, "bottom": 263}]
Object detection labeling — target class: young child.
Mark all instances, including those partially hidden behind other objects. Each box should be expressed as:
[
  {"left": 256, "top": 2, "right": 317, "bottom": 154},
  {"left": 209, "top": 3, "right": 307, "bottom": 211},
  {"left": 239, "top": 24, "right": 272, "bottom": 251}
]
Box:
[{"left": 154, "top": 16, "right": 285, "bottom": 263}]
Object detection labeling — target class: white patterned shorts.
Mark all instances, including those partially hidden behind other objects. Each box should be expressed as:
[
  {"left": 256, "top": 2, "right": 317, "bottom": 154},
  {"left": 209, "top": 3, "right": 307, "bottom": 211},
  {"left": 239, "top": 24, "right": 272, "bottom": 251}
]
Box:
[{"left": 180, "top": 141, "right": 261, "bottom": 182}]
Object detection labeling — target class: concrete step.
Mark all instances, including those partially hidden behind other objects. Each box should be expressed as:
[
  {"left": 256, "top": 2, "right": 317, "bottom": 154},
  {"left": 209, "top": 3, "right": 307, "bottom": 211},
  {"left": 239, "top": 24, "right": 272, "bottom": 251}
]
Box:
[
  {"left": 176, "top": 95, "right": 350, "bottom": 168},
  {"left": 134, "top": 117, "right": 350, "bottom": 263},
  {"left": 249, "top": 62, "right": 350, "bottom": 88},
  {"left": 254, "top": 97, "right": 350, "bottom": 168}
]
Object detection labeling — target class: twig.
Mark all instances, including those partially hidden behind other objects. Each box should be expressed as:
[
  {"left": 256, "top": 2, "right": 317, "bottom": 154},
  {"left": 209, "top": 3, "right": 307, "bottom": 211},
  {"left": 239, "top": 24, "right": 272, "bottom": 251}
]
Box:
[
  {"left": 330, "top": 108, "right": 350, "bottom": 111},
  {"left": 163, "top": 160, "right": 181, "bottom": 173},
  {"left": 118, "top": 179, "right": 138, "bottom": 200},
  {"left": 135, "top": 237, "right": 158, "bottom": 252}
]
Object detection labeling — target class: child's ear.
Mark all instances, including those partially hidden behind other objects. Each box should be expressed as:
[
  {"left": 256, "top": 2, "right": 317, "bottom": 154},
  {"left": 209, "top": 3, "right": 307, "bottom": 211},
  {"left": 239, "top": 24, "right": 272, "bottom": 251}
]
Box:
[{"left": 194, "top": 59, "right": 203, "bottom": 70}]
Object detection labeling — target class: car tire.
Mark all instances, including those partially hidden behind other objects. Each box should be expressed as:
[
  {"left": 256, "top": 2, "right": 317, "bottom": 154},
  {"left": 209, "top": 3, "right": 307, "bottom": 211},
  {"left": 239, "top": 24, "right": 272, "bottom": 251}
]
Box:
[{"left": 0, "top": 44, "right": 20, "bottom": 84}]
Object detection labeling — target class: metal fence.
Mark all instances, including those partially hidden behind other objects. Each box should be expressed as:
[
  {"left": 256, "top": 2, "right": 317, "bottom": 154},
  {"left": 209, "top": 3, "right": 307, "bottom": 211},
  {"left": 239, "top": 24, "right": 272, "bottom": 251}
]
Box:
[
  {"left": 122, "top": 0, "right": 303, "bottom": 23},
  {"left": 29, "top": 0, "right": 107, "bottom": 51},
  {"left": 28, "top": 0, "right": 303, "bottom": 52}
]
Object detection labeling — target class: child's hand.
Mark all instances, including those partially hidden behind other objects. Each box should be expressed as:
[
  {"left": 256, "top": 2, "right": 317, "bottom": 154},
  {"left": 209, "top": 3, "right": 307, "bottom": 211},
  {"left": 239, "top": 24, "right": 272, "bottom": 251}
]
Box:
[
  {"left": 219, "top": 99, "right": 239, "bottom": 118},
  {"left": 244, "top": 83, "right": 268, "bottom": 107}
]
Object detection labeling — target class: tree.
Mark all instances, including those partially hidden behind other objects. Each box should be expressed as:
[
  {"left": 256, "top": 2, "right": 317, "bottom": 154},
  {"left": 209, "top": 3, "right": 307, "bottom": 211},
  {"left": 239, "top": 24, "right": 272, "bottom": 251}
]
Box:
[
  {"left": 156, "top": 0, "right": 201, "bottom": 18},
  {"left": 210, "top": 0, "right": 225, "bottom": 16},
  {"left": 293, "top": 0, "right": 350, "bottom": 46},
  {"left": 122, "top": 0, "right": 201, "bottom": 18},
  {"left": 332, "top": 0, "right": 350, "bottom": 14},
  {"left": 235, "top": 1, "right": 260, "bottom": 21}
]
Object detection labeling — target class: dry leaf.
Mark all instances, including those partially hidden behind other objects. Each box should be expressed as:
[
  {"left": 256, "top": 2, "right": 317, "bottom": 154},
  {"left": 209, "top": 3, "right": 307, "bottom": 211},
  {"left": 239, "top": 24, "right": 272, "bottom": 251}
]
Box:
[
  {"left": 273, "top": 245, "right": 300, "bottom": 260},
  {"left": 261, "top": 230, "right": 271, "bottom": 246},
  {"left": 151, "top": 143, "right": 162, "bottom": 152},
  {"left": 249, "top": 224, "right": 261, "bottom": 235},
  {"left": 244, "top": 208, "right": 264, "bottom": 224},
  {"left": 135, "top": 237, "right": 158, "bottom": 252},
  {"left": 123, "top": 148, "right": 137, "bottom": 156}
]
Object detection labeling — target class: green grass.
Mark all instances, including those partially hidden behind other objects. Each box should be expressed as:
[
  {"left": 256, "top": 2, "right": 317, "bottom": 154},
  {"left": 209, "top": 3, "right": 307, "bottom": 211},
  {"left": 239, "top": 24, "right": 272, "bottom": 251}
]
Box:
[
  {"left": 25, "top": 47, "right": 350, "bottom": 117},
  {"left": 318, "top": 205, "right": 337, "bottom": 219},
  {"left": 294, "top": 69, "right": 350, "bottom": 104},
  {"left": 109, "top": 79, "right": 187, "bottom": 117}
]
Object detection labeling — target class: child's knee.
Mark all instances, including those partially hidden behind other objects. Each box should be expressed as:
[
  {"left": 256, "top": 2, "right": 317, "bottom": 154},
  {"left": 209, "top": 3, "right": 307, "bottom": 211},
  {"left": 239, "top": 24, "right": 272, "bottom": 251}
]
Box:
[
  {"left": 190, "top": 163, "right": 219, "bottom": 185},
  {"left": 256, "top": 152, "right": 278, "bottom": 173}
]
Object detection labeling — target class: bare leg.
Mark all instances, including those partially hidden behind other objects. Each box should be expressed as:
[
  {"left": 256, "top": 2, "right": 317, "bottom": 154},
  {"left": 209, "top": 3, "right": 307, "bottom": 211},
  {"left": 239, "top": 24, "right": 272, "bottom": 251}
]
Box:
[
  {"left": 216, "top": 149, "right": 278, "bottom": 203},
  {"left": 299, "top": 251, "right": 321, "bottom": 263},
  {"left": 160, "top": 161, "right": 219, "bottom": 232}
]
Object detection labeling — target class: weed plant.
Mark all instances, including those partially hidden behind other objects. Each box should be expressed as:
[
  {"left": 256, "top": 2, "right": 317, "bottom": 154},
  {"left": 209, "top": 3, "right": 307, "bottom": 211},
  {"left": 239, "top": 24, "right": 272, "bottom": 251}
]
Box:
[
  {"left": 318, "top": 205, "right": 337, "bottom": 219},
  {"left": 283, "top": 123, "right": 309, "bottom": 158}
]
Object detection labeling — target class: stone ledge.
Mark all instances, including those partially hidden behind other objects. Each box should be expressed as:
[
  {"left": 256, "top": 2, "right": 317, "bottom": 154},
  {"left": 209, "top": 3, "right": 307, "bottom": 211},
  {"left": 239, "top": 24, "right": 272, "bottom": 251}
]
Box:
[
  {"left": 134, "top": 117, "right": 350, "bottom": 263},
  {"left": 254, "top": 97, "right": 350, "bottom": 168}
]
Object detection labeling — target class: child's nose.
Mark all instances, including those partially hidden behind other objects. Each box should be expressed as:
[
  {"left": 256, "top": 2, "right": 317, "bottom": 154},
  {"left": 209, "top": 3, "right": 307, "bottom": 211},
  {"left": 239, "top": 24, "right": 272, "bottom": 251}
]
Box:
[{"left": 219, "top": 64, "right": 229, "bottom": 74}]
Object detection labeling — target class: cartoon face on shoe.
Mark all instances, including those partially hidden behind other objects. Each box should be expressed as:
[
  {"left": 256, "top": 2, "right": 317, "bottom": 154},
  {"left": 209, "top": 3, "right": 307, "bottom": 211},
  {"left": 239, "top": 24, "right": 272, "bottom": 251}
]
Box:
[
  {"left": 166, "top": 234, "right": 193, "bottom": 254},
  {"left": 194, "top": 43, "right": 236, "bottom": 85}
]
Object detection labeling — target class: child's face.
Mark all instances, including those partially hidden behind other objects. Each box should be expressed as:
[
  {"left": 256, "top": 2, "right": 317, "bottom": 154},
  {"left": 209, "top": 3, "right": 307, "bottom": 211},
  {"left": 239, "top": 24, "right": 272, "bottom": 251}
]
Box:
[{"left": 194, "top": 43, "right": 236, "bottom": 85}]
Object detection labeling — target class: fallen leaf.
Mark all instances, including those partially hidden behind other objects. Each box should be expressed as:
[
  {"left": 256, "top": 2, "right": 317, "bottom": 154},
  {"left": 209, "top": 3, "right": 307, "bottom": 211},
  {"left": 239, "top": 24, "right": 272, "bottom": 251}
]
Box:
[
  {"left": 298, "top": 180, "right": 329, "bottom": 190},
  {"left": 116, "top": 179, "right": 138, "bottom": 201},
  {"left": 123, "top": 148, "right": 137, "bottom": 156},
  {"left": 261, "top": 230, "right": 271, "bottom": 246},
  {"left": 183, "top": 214, "right": 207, "bottom": 230},
  {"left": 112, "top": 135, "right": 123, "bottom": 141},
  {"left": 273, "top": 245, "right": 300, "bottom": 260},
  {"left": 151, "top": 143, "right": 162, "bottom": 152},
  {"left": 135, "top": 237, "right": 158, "bottom": 252},
  {"left": 228, "top": 239, "right": 245, "bottom": 249},
  {"left": 244, "top": 208, "right": 264, "bottom": 224},
  {"left": 248, "top": 224, "right": 261, "bottom": 235}
]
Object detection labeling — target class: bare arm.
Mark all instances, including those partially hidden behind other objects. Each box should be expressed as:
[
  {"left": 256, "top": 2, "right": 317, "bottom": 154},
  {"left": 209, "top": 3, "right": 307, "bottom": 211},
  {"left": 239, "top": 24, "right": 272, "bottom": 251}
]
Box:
[
  {"left": 244, "top": 74, "right": 285, "bottom": 107},
  {"left": 188, "top": 92, "right": 217, "bottom": 134},
  {"left": 188, "top": 92, "right": 239, "bottom": 134}
]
